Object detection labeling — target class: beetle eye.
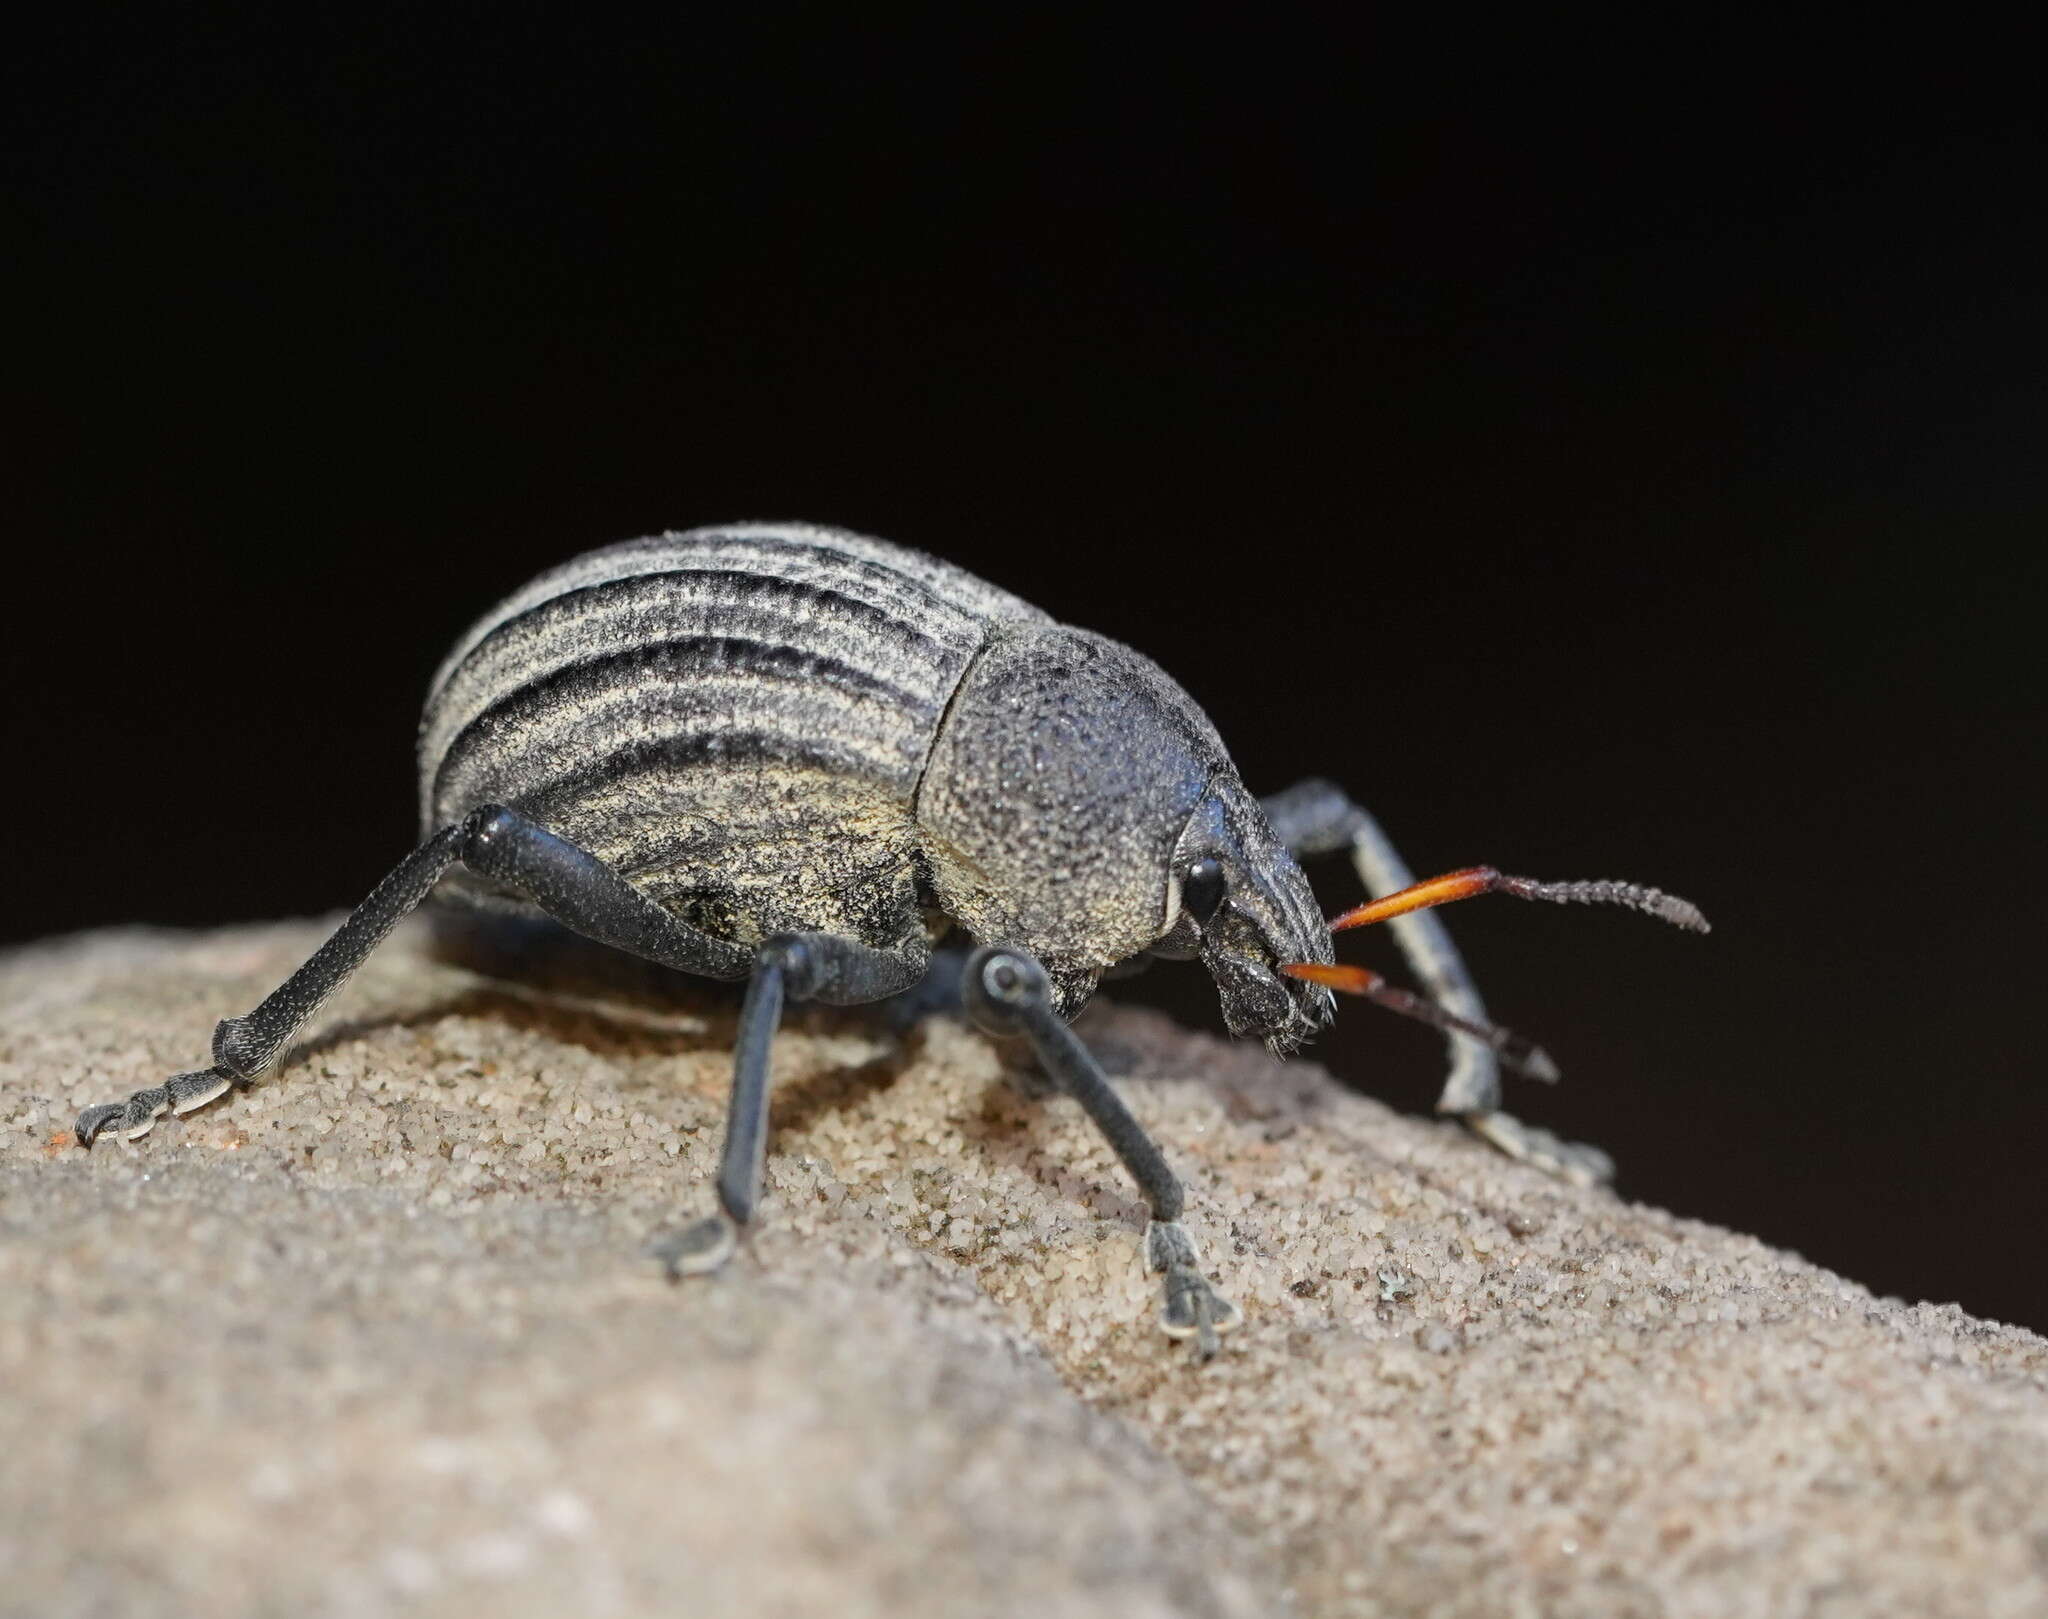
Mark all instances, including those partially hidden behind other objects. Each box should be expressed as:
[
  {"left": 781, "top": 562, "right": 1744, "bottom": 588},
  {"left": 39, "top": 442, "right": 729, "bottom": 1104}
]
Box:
[{"left": 1181, "top": 857, "right": 1227, "bottom": 926}]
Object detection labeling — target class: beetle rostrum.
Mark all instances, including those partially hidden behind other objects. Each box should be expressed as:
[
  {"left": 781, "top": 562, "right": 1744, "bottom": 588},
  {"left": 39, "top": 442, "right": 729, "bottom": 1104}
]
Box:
[{"left": 75, "top": 522, "right": 1706, "bottom": 1360}]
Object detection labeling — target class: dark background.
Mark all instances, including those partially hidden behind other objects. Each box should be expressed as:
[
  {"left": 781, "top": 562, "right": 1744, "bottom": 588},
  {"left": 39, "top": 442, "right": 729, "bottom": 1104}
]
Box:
[{"left": 7, "top": 21, "right": 2044, "bottom": 1327}]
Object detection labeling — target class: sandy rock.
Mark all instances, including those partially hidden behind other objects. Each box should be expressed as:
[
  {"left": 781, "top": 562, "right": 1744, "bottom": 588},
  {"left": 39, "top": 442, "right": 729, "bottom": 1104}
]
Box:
[{"left": 3, "top": 920, "right": 2044, "bottom": 1618}]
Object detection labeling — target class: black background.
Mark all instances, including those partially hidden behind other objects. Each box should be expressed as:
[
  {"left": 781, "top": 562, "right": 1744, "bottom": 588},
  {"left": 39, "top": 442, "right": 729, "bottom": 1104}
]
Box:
[{"left": 8, "top": 20, "right": 2044, "bottom": 1328}]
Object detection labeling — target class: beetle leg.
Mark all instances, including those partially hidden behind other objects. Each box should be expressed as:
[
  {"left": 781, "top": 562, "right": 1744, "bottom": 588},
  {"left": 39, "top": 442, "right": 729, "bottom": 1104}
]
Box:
[
  {"left": 73, "top": 824, "right": 471, "bottom": 1144},
  {"left": 1260, "top": 780, "right": 1501, "bottom": 1110},
  {"left": 453, "top": 806, "right": 755, "bottom": 981},
  {"left": 74, "top": 805, "right": 769, "bottom": 1147},
  {"left": 75, "top": 1066, "right": 238, "bottom": 1145},
  {"left": 962, "top": 945, "right": 1240, "bottom": 1360},
  {"left": 1461, "top": 1111, "right": 1615, "bottom": 1187},
  {"left": 1260, "top": 778, "right": 1617, "bottom": 1187},
  {"left": 657, "top": 931, "right": 929, "bottom": 1278}
]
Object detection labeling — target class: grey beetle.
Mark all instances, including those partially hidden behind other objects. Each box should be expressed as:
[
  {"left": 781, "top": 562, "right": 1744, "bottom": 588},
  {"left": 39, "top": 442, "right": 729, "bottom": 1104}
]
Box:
[{"left": 76, "top": 522, "right": 1705, "bottom": 1357}]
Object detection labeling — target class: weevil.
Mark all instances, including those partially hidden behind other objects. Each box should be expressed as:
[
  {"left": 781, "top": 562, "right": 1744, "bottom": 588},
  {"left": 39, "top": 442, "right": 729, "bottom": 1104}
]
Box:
[{"left": 76, "top": 522, "right": 1706, "bottom": 1357}]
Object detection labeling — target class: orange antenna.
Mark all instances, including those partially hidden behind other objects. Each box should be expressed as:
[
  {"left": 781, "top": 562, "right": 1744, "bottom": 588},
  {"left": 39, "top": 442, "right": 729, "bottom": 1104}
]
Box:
[
  {"left": 1281, "top": 865, "right": 1706, "bottom": 1083},
  {"left": 1325, "top": 866, "right": 1709, "bottom": 936},
  {"left": 1280, "top": 961, "right": 1560, "bottom": 1080}
]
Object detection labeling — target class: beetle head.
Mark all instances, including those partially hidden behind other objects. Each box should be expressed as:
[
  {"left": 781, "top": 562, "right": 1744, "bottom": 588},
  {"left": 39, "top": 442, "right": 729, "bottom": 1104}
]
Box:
[{"left": 1164, "top": 778, "right": 1336, "bottom": 1053}]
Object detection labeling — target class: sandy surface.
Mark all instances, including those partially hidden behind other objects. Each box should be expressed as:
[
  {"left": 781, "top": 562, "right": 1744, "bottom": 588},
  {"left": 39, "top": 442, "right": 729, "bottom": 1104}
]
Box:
[{"left": 3, "top": 919, "right": 2045, "bottom": 1618}]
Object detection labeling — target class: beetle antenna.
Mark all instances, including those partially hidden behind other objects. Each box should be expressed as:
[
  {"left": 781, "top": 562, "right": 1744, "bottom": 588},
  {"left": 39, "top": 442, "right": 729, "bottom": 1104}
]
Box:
[
  {"left": 1278, "top": 962, "right": 1560, "bottom": 1081},
  {"left": 1324, "top": 866, "right": 1709, "bottom": 936}
]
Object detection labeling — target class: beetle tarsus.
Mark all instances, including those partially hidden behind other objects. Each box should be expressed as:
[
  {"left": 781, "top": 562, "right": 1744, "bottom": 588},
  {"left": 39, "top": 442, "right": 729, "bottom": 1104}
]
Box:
[
  {"left": 1148, "top": 1221, "right": 1240, "bottom": 1360},
  {"left": 74, "top": 1065, "right": 235, "bottom": 1146},
  {"left": 656, "top": 1211, "right": 740, "bottom": 1278},
  {"left": 74, "top": 1100, "right": 137, "bottom": 1145},
  {"left": 1460, "top": 1109, "right": 1616, "bottom": 1187}
]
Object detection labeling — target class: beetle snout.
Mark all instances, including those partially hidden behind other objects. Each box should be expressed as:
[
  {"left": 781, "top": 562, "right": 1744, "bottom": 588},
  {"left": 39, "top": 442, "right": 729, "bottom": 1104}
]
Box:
[
  {"left": 1201, "top": 946, "right": 1335, "bottom": 1056},
  {"left": 1200, "top": 899, "right": 1336, "bottom": 1052},
  {"left": 1190, "top": 824, "right": 1335, "bottom": 1052}
]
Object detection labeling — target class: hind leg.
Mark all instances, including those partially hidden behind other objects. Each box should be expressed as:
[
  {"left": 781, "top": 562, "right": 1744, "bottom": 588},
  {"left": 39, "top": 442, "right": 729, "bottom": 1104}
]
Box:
[
  {"left": 76, "top": 825, "right": 471, "bottom": 1143},
  {"left": 75, "top": 805, "right": 758, "bottom": 1145}
]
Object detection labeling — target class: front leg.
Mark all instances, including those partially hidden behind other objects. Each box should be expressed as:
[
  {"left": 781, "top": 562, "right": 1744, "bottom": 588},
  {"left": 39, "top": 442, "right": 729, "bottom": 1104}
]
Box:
[
  {"left": 1261, "top": 778, "right": 1615, "bottom": 1186},
  {"left": 961, "top": 945, "right": 1240, "bottom": 1361}
]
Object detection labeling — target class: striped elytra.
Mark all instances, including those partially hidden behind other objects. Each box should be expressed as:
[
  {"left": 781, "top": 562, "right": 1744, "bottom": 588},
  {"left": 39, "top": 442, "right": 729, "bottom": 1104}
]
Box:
[{"left": 419, "top": 523, "right": 1054, "bottom": 948}]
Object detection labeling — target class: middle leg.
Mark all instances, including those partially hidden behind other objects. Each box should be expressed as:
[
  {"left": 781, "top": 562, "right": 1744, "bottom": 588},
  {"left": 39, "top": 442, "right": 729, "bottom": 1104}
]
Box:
[{"left": 657, "top": 930, "right": 928, "bottom": 1277}]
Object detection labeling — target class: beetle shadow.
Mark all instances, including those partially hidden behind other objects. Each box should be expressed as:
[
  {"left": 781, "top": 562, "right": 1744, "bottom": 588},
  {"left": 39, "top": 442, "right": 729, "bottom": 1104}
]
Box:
[
  {"left": 223, "top": 961, "right": 1319, "bottom": 1244},
  {"left": 935, "top": 1015, "right": 1170, "bottom": 1233},
  {"left": 757, "top": 1027, "right": 923, "bottom": 1143},
  {"left": 287, "top": 983, "right": 807, "bottom": 1072},
  {"left": 1085, "top": 1000, "right": 1339, "bottom": 1133},
  {"left": 943, "top": 997, "right": 1348, "bottom": 1234},
  {"left": 270, "top": 976, "right": 920, "bottom": 1131}
]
